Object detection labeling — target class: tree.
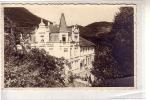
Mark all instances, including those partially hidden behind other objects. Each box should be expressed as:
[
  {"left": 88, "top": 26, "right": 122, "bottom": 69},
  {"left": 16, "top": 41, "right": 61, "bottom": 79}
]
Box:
[
  {"left": 5, "top": 48, "right": 67, "bottom": 87},
  {"left": 4, "top": 20, "right": 66, "bottom": 87},
  {"left": 90, "top": 7, "right": 134, "bottom": 87},
  {"left": 4, "top": 9, "right": 67, "bottom": 87},
  {"left": 111, "top": 7, "right": 134, "bottom": 76},
  {"left": 91, "top": 42, "right": 119, "bottom": 87}
]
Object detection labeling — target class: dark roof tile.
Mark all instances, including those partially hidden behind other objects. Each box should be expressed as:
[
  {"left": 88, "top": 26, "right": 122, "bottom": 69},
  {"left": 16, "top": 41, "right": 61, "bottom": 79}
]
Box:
[
  {"left": 50, "top": 25, "right": 59, "bottom": 33},
  {"left": 79, "top": 37, "right": 95, "bottom": 47}
]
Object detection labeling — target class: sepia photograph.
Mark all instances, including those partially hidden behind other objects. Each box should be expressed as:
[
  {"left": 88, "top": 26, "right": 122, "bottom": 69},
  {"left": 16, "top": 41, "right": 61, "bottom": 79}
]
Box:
[{"left": 3, "top": 4, "right": 135, "bottom": 88}]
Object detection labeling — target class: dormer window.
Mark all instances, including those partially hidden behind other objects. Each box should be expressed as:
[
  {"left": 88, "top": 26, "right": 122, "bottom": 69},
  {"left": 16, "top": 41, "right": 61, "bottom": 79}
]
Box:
[
  {"left": 64, "top": 48, "right": 68, "bottom": 52},
  {"left": 62, "top": 35, "right": 66, "bottom": 42}
]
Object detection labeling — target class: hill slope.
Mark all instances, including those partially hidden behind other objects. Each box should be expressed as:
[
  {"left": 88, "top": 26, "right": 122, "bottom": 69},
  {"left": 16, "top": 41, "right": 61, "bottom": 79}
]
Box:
[
  {"left": 4, "top": 7, "right": 52, "bottom": 26},
  {"left": 80, "top": 21, "right": 112, "bottom": 38}
]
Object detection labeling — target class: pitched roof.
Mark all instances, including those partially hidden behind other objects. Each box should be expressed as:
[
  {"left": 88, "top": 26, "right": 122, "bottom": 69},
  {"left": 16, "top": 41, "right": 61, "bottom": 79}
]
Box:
[
  {"left": 59, "top": 13, "right": 68, "bottom": 33},
  {"left": 49, "top": 14, "right": 73, "bottom": 33},
  {"left": 50, "top": 25, "right": 72, "bottom": 33},
  {"left": 79, "top": 37, "right": 95, "bottom": 47},
  {"left": 49, "top": 24, "right": 59, "bottom": 33}
]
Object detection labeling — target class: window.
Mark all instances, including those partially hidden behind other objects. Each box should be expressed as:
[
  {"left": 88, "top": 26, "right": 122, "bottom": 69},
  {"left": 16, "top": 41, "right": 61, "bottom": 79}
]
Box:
[
  {"left": 64, "top": 48, "right": 68, "bottom": 52},
  {"left": 70, "top": 48, "right": 72, "bottom": 57},
  {"left": 75, "top": 35, "right": 78, "bottom": 39},
  {"left": 80, "top": 63, "right": 83, "bottom": 69},
  {"left": 62, "top": 35, "right": 66, "bottom": 42},
  {"left": 40, "top": 35, "right": 44, "bottom": 37},
  {"left": 41, "top": 39, "right": 44, "bottom": 43}
]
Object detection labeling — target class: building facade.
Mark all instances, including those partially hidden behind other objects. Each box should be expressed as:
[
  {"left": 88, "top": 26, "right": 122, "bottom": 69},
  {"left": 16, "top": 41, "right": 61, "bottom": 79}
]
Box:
[{"left": 30, "top": 13, "right": 95, "bottom": 77}]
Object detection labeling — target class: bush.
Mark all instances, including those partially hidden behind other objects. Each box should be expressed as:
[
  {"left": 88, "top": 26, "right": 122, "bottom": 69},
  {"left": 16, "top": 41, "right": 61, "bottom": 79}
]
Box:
[{"left": 4, "top": 48, "right": 66, "bottom": 87}]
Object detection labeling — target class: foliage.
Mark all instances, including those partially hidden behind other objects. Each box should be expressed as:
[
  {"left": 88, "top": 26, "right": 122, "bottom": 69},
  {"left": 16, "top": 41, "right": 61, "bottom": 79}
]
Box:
[
  {"left": 90, "top": 7, "right": 134, "bottom": 87},
  {"left": 4, "top": 7, "right": 51, "bottom": 26},
  {"left": 4, "top": 7, "right": 134, "bottom": 87},
  {"left": 91, "top": 43, "right": 119, "bottom": 86},
  {"left": 4, "top": 9, "right": 67, "bottom": 87},
  {"left": 111, "top": 7, "right": 134, "bottom": 76},
  {"left": 80, "top": 21, "right": 112, "bottom": 37},
  {"left": 5, "top": 48, "right": 66, "bottom": 87}
]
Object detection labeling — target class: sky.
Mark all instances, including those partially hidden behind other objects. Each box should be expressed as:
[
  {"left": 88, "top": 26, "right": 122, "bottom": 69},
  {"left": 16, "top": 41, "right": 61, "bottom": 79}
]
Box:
[{"left": 24, "top": 5, "right": 121, "bottom": 26}]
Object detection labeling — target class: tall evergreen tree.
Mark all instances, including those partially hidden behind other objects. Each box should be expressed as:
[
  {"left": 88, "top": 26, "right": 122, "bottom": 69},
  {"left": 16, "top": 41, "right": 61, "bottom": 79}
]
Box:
[
  {"left": 111, "top": 7, "right": 134, "bottom": 76},
  {"left": 91, "top": 7, "right": 134, "bottom": 87}
]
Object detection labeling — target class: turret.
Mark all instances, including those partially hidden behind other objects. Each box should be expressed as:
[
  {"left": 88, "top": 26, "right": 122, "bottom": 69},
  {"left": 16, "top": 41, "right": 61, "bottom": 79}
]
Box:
[
  {"left": 72, "top": 24, "right": 79, "bottom": 42},
  {"left": 59, "top": 13, "right": 68, "bottom": 33},
  {"left": 35, "top": 18, "right": 49, "bottom": 43},
  {"left": 39, "top": 19, "right": 45, "bottom": 27},
  {"left": 59, "top": 13, "right": 69, "bottom": 43}
]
